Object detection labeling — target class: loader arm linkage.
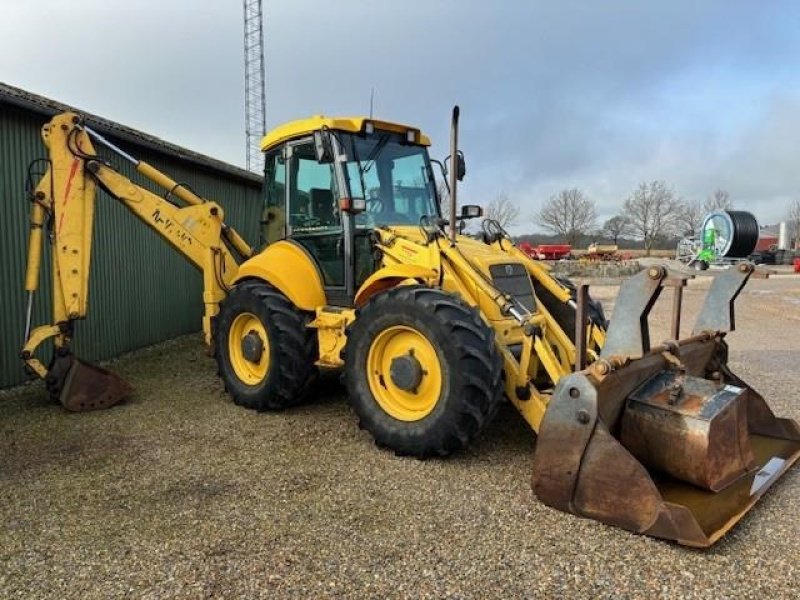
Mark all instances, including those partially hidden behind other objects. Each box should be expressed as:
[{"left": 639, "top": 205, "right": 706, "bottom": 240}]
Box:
[{"left": 21, "top": 112, "right": 252, "bottom": 410}]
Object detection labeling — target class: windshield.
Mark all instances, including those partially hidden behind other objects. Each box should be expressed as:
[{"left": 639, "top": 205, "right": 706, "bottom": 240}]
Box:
[{"left": 340, "top": 133, "right": 439, "bottom": 228}]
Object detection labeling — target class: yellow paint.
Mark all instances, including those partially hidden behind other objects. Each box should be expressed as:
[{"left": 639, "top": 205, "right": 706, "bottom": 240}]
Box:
[
  {"left": 227, "top": 312, "right": 270, "bottom": 385},
  {"left": 366, "top": 325, "right": 443, "bottom": 421},
  {"left": 21, "top": 324, "right": 62, "bottom": 378},
  {"left": 310, "top": 307, "right": 356, "bottom": 368},
  {"left": 499, "top": 347, "right": 549, "bottom": 432},
  {"left": 260, "top": 115, "right": 431, "bottom": 152},
  {"left": 23, "top": 112, "right": 251, "bottom": 378},
  {"left": 235, "top": 241, "right": 326, "bottom": 311}
]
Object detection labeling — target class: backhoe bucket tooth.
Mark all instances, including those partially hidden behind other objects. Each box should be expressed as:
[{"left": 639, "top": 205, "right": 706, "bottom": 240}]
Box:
[
  {"left": 531, "top": 265, "right": 800, "bottom": 546},
  {"left": 51, "top": 353, "right": 132, "bottom": 412}
]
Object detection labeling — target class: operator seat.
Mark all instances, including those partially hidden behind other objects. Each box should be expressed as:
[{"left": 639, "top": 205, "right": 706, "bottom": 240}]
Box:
[{"left": 310, "top": 188, "right": 336, "bottom": 226}]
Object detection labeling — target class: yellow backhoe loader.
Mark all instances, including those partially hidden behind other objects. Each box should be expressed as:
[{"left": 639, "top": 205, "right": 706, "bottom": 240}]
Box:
[{"left": 21, "top": 108, "right": 799, "bottom": 547}]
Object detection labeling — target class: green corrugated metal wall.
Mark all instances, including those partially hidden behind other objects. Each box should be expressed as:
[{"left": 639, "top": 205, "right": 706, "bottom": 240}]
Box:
[{"left": 0, "top": 103, "right": 263, "bottom": 388}]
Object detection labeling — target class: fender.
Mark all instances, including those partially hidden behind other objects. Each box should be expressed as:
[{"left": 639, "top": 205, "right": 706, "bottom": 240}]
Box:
[
  {"left": 234, "top": 240, "right": 326, "bottom": 311},
  {"left": 354, "top": 264, "right": 438, "bottom": 307}
]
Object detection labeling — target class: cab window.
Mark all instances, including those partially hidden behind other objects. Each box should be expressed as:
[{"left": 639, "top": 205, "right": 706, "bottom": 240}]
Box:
[
  {"left": 290, "top": 143, "right": 340, "bottom": 232},
  {"left": 262, "top": 148, "right": 286, "bottom": 245}
]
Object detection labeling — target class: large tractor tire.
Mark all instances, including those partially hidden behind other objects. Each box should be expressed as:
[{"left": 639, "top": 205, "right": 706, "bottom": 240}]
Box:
[
  {"left": 344, "top": 286, "right": 503, "bottom": 457},
  {"left": 215, "top": 281, "right": 317, "bottom": 411}
]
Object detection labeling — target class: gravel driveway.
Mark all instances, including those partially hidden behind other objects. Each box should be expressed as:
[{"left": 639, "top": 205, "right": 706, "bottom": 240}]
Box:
[{"left": 2, "top": 274, "right": 799, "bottom": 598}]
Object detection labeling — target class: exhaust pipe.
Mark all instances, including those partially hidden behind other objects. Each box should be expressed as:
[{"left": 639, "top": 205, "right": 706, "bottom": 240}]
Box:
[{"left": 448, "top": 106, "right": 459, "bottom": 245}]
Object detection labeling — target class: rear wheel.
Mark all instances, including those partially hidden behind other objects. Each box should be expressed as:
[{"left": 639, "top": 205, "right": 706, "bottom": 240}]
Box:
[
  {"left": 215, "top": 281, "right": 317, "bottom": 410},
  {"left": 344, "top": 286, "right": 502, "bottom": 457}
]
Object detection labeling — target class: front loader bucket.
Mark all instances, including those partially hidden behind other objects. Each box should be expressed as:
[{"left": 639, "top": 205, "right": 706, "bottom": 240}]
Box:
[
  {"left": 531, "top": 265, "right": 800, "bottom": 547},
  {"left": 49, "top": 353, "right": 132, "bottom": 412}
]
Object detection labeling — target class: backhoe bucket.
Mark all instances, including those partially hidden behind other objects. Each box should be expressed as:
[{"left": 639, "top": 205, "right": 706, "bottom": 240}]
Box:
[
  {"left": 49, "top": 353, "right": 132, "bottom": 412},
  {"left": 531, "top": 265, "right": 800, "bottom": 547}
]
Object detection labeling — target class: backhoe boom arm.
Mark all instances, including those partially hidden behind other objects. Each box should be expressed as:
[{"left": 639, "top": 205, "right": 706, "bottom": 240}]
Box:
[{"left": 21, "top": 112, "right": 252, "bottom": 400}]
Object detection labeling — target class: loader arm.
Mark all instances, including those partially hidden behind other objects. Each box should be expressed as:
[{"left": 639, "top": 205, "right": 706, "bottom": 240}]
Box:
[{"left": 21, "top": 112, "right": 253, "bottom": 409}]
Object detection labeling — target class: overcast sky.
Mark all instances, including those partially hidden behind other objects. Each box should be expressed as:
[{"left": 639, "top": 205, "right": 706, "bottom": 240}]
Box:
[{"left": 2, "top": 1, "right": 798, "bottom": 229}]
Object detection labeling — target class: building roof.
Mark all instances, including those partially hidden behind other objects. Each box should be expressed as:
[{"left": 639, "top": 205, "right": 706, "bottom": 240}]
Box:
[
  {"left": 0, "top": 82, "right": 261, "bottom": 184},
  {"left": 260, "top": 115, "right": 431, "bottom": 152}
]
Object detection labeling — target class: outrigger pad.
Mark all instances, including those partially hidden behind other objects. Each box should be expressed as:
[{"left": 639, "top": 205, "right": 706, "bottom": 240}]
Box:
[{"left": 54, "top": 355, "right": 132, "bottom": 412}]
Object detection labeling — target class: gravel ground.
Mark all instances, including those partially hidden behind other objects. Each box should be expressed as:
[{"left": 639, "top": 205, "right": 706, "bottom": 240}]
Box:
[{"left": 1, "top": 274, "right": 799, "bottom": 599}]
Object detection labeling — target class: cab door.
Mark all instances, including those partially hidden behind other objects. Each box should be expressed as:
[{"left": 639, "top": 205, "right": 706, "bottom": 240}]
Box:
[{"left": 285, "top": 139, "right": 351, "bottom": 305}]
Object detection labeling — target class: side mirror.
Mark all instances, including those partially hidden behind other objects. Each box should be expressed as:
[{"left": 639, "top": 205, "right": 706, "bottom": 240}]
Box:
[
  {"left": 455, "top": 152, "right": 466, "bottom": 181},
  {"left": 460, "top": 204, "right": 482, "bottom": 219},
  {"left": 313, "top": 129, "right": 334, "bottom": 163}
]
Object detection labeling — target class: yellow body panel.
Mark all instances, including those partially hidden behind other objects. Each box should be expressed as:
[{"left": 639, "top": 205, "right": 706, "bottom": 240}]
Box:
[
  {"left": 235, "top": 241, "right": 326, "bottom": 311},
  {"left": 260, "top": 115, "right": 431, "bottom": 152},
  {"left": 310, "top": 307, "right": 356, "bottom": 368}
]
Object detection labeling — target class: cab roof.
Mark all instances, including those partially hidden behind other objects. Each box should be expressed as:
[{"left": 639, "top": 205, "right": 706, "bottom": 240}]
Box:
[{"left": 260, "top": 115, "right": 432, "bottom": 153}]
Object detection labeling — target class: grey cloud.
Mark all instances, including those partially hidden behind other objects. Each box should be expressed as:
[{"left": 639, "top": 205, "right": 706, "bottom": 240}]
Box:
[{"left": 1, "top": 0, "right": 797, "bottom": 227}]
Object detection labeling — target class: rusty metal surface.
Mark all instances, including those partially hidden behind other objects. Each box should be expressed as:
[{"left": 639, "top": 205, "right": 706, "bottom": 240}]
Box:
[
  {"left": 591, "top": 337, "right": 717, "bottom": 429},
  {"left": 600, "top": 266, "right": 666, "bottom": 358},
  {"left": 59, "top": 358, "right": 132, "bottom": 412},
  {"left": 621, "top": 372, "right": 756, "bottom": 491},
  {"left": 532, "top": 362, "right": 800, "bottom": 546},
  {"left": 531, "top": 374, "right": 598, "bottom": 511},
  {"left": 531, "top": 264, "right": 800, "bottom": 546},
  {"left": 692, "top": 263, "right": 753, "bottom": 334},
  {"left": 653, "top": 433, "right": 800, "bottom": 547}
]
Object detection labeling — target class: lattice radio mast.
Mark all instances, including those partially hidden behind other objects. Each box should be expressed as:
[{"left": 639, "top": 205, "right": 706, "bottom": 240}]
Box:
[{"left": 243, "top": 0, "right": 266, "bottom": 172}]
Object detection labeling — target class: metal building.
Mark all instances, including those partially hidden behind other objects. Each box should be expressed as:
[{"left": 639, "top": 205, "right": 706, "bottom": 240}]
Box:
[{"left": 0, "top": 83, "right": 264, "bottom": 388}]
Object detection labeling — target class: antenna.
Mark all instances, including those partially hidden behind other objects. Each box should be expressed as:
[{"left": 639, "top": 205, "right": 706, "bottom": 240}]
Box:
[
  {"left": 369, "top": 87, "right": 374, "bottom": 119},
  {"left": 243, "top": 0, "right": 266, "bottom": 173}
]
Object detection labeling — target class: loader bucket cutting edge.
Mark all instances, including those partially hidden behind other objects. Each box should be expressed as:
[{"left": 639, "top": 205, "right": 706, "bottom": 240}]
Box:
[
  {"left": 531, "top": 265, "right": 800, "bottom": 547},
  {"left": 532, "top": 371, "right": 800, "bottom": 547},
  {"left": 54, "top": 354, "right": 132, "bottom": 412}
]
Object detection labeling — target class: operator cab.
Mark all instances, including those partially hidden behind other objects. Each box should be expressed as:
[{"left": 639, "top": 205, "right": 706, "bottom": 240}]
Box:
[{"left": 261, "top": 116, "right": 440, "bottom": 305}]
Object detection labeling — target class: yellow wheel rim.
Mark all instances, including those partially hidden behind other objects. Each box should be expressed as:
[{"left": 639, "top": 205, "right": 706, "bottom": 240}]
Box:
[
  {"left": 366, "top": 325, "right": 443, "bottom": 421},
  {"left": 228, "top": 312, "right": 270, "bottom": 385}
]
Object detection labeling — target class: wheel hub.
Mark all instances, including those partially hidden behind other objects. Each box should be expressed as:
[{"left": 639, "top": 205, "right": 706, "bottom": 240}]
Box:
[
  {"left": 389, "top": 353, "right": 424, "bottom": 392},
  {"left": 241, "top": 330, "right": 264, "bottom": 363}
]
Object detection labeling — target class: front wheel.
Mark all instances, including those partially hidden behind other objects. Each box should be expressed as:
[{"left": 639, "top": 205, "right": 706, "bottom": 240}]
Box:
[
  {"left": 344, "top": 286, "right": 503, "bottom": 457},
  {"left": 215, "top": 281, "right": 317, "bottom": 411}
]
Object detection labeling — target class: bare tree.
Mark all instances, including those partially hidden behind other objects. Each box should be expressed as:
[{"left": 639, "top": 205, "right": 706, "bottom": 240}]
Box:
[
  {"left": 536, "top": 188, "right": 597, "bottom": 245},
  {"left": 484, "top": 191, "right": 520, "bottom": 228},
  {"left": 623, "top": 181, "right": 682, "bottom": 255},
  {"left": 601, "top": 215, "right": 630, "bottom": 244},
  {"left": 789, "top": 199, "right": 800, "bottom": 249},
  {"left": 703, "top": 188, "right": 732, "bottom": 213},
  {"left": 677, "top": 199, "right": 704, "bottom": 237}
]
